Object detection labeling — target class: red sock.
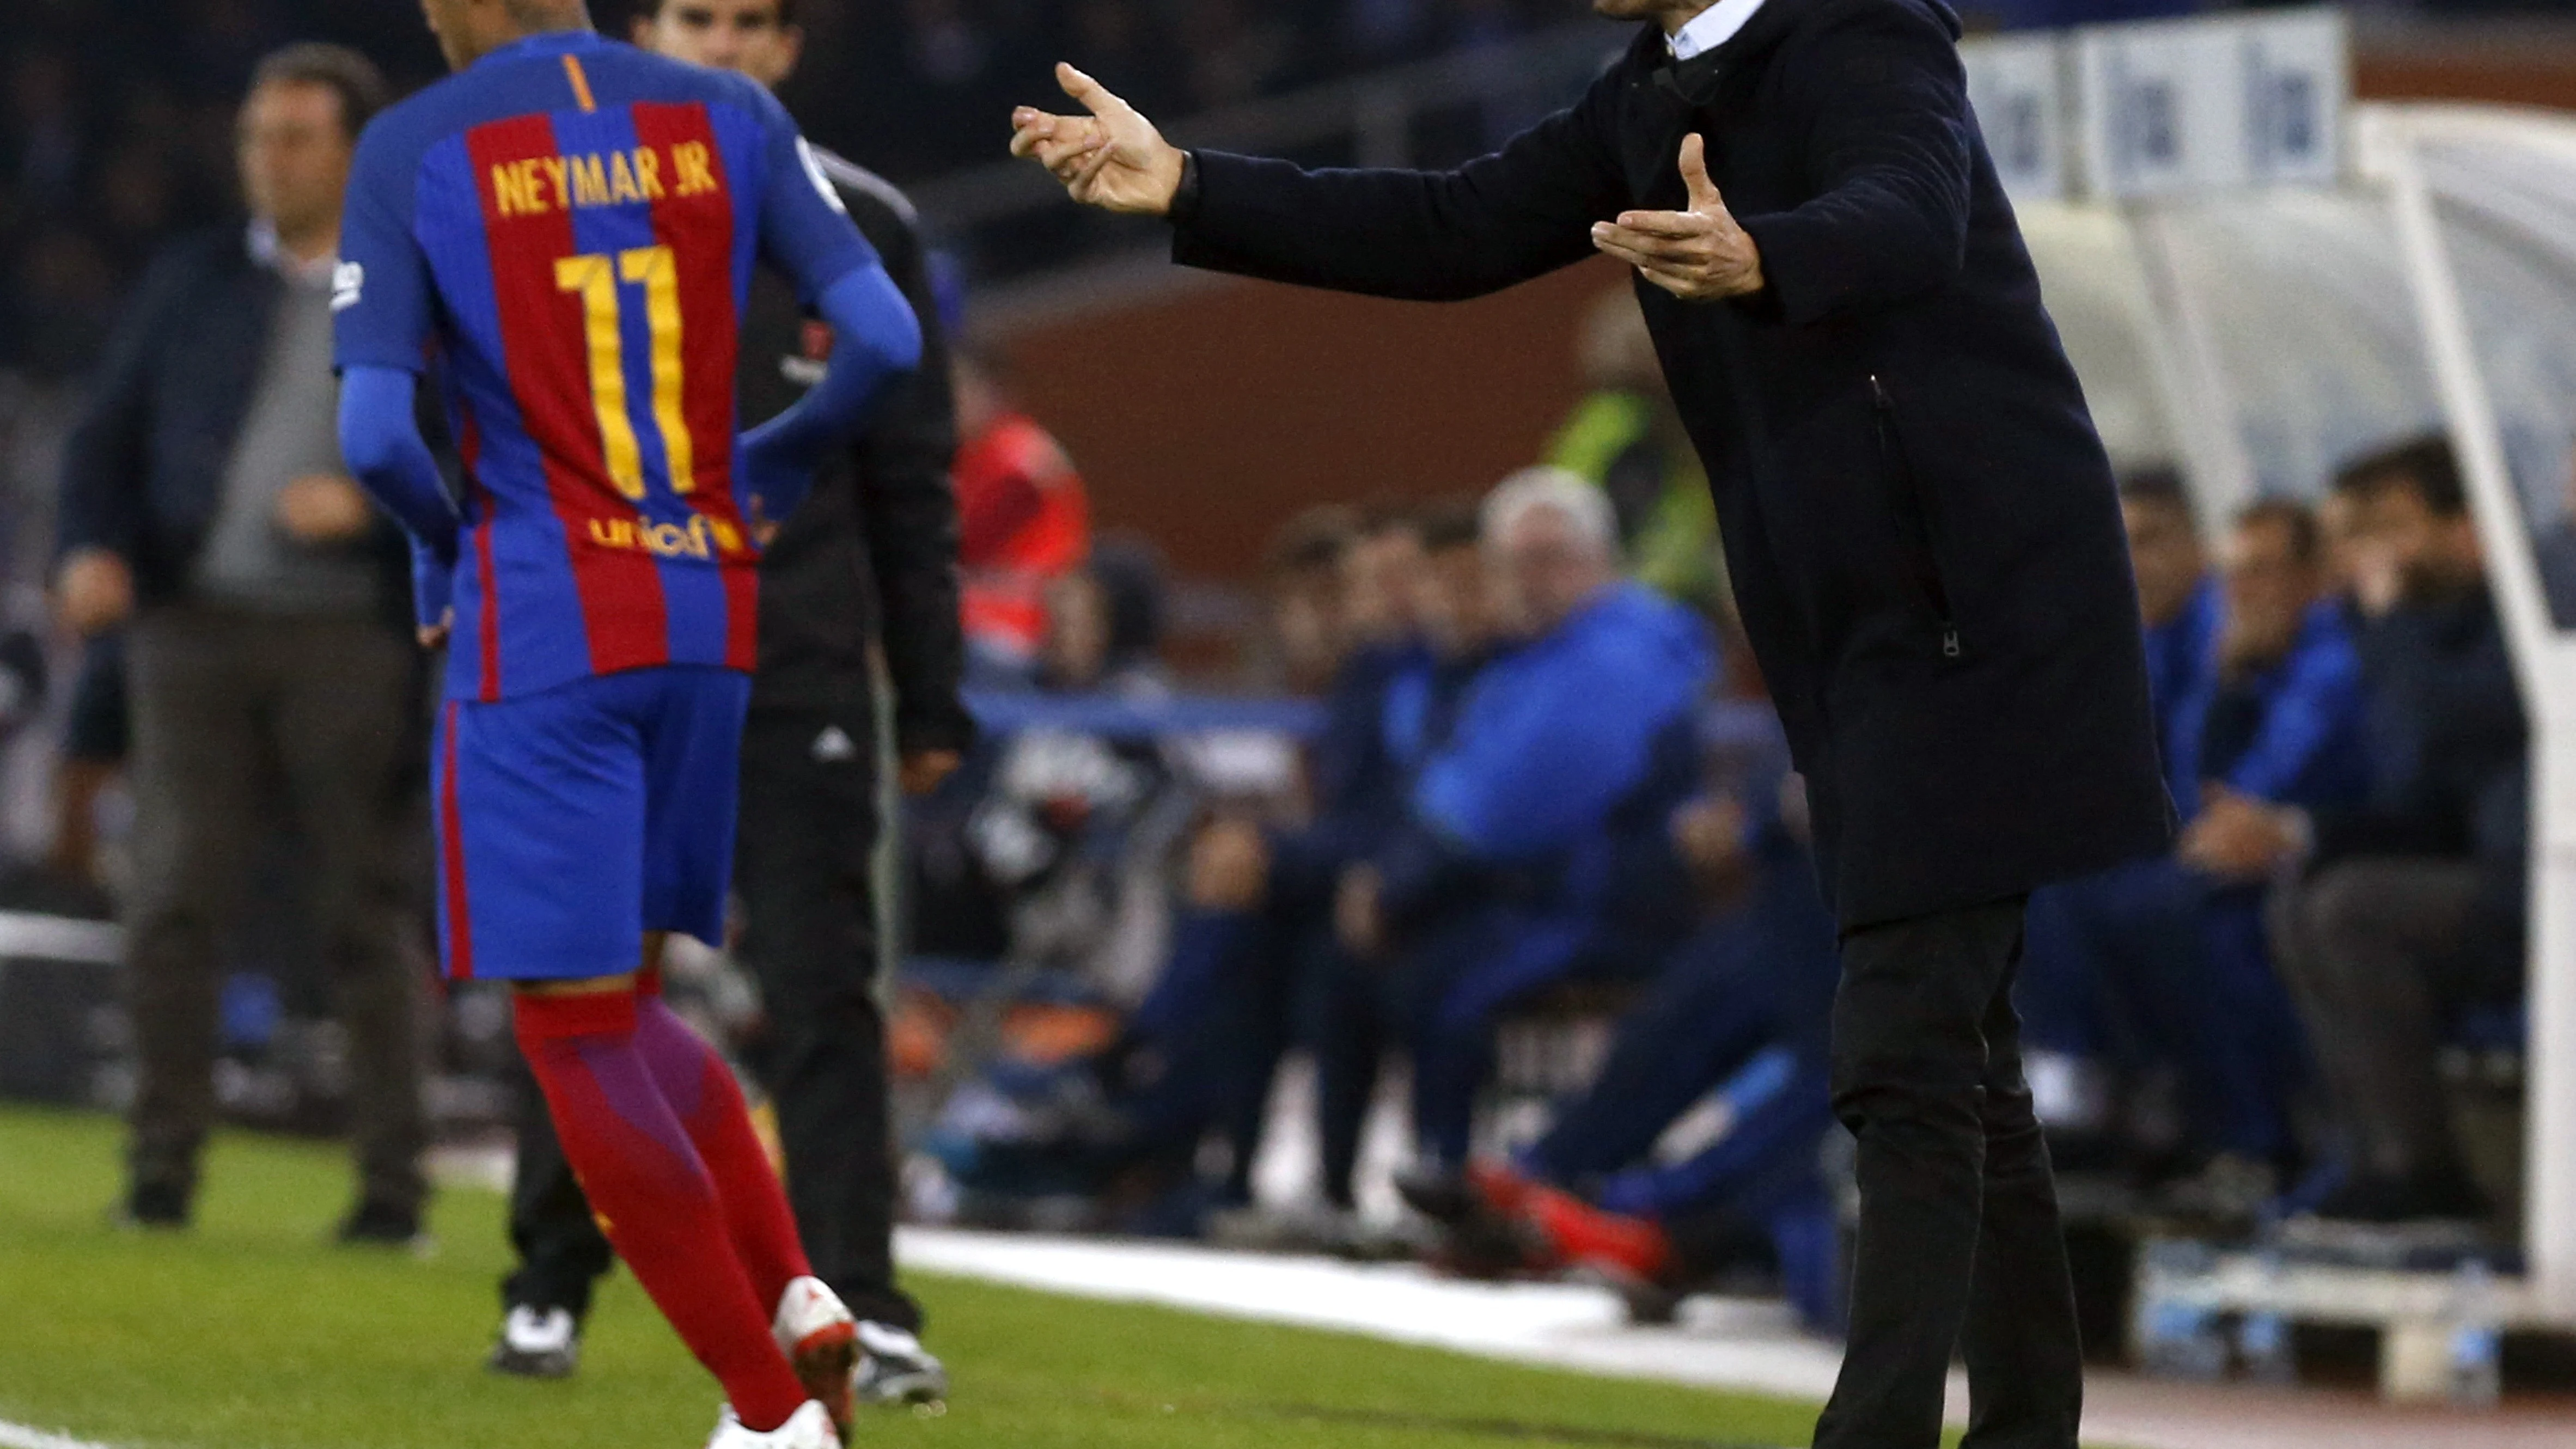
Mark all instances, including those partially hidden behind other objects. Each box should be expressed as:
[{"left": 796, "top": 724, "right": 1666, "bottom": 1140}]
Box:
[
  {"left": 515, "top": 991, "right": 808, "bottom": 1432},
  {"left": 633, "top": 992, "right": 814, "bottom": 1310}
]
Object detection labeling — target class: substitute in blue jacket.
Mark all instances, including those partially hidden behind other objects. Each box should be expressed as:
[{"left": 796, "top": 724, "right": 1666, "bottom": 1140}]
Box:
[{"left": 1344, "top": 468, "right": 1713, "bottom": 1175}]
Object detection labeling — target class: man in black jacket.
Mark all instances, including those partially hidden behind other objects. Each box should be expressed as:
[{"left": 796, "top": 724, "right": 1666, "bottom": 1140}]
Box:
[
  {"left": 2193, "top": 437, "right": 2528, "bottom": 1228},
  {"left": 491, "top": 0, "right": 973, "bottom": 1404},
  {"left": 1013, "top": 1, "right": 2170, "bottom": 1441},
  {"left": 56, "top": 45, "right": 430, "bottom": 1245}
]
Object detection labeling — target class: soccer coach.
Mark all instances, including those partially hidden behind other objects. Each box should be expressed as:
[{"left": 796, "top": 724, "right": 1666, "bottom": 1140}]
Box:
[{"left": 1015, "top": 0, "right": 2171, "bottom": 1444}]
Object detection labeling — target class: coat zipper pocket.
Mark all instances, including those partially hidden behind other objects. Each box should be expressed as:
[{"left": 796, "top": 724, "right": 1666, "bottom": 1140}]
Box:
[{"left": 1870, "top": 375, "right": 1961, "bottom": 660}]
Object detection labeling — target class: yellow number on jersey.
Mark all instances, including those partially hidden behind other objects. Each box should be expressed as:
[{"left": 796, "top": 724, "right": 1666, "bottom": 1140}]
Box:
[{"left": 554, "top": 244, "right": 695, "bottom": 500}]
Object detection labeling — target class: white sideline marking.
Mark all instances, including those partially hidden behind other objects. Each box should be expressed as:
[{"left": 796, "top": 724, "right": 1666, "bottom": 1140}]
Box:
[
  {"left": 0, "top": 1420, "right": 118, "bottom": 1449},
  {"left": 894, "top": 1226, "right": 1854, "bottom": 1400}
]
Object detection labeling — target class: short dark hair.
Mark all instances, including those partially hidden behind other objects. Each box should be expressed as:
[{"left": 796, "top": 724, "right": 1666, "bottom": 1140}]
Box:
[
  {"left": 1414, "top": 499, "right": 1484, "bottom": 554},
  {"left": 2334, "top": 433, "right": 2467, "bottom": 518},
  {"left": 641, "top": 0, "right": 799, "bottom": 23},
  {"left": 2117, "top": 464, "right": 2195, "bottom": 526},
  {"left": 250, "top": 42, "right": 389, "bottom": 141},
  {"left": 1265, "top": 505, "right": 1359, "bottom": 578},
  {"left": 2235, "top": 498, "right": 2321, "bottom": 565}
]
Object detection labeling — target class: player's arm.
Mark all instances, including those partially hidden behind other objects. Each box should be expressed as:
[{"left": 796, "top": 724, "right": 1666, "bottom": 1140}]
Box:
[
  {"left": 338, "top": 367, "right": 459, "bottom": 623},
  {"left": 332, "top": 119, "right": 462, "bottom": 635},
  {"left": 741, "top": 95, "right": 922, "bottom": 529}
]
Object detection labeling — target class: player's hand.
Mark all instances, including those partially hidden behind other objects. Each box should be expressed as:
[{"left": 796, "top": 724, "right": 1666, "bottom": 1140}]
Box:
[
  {"left": 738, "top": 436, "right": 805, "bottom": 542},
  {"left": 900, "top": 747, "right": 963, "bottom": 797},
  {"left": 1590, "top": 134, "right": 1765, "bottom": 303},
  {"left": 418, "top": 609, "right": 453, "bottom": 651},
  {"left": 54, "top": 549, "right": 134, "bottom": 638},
  {"left": 276, "top": 473, "right": 375, "bottom": 545},
  {"left": 1010, "top": 64, "right": 1186, "bottom": 217}
]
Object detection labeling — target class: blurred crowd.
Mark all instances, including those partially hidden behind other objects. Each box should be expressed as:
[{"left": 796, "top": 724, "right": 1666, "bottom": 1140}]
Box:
[{"left": 885, "top": 419, "right": 2543, "bottom": 1330}]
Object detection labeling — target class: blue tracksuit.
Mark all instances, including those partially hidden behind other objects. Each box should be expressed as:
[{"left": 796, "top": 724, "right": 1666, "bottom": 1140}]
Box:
[
  {"left": 1380, "top": 584, "right": 1716, "bottom": 1166},
  {"left": 2022, "top": 601, "right": 2369, "bottom": 1161}
]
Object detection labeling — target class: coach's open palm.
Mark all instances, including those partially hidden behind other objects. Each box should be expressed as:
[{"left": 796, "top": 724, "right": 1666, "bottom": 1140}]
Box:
[{"left": 1010, "top": 64, "right": 1186, "bottom": 216}]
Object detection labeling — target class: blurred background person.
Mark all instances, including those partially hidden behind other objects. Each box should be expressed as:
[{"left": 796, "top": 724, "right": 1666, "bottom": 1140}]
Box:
[
  {"left": 951, "top": 347, "right": 1091, "bottom": 681},
  {"left": 51, "top": 44, "right": 428, "bottom": 1242},
  {"left": 1544, "top": 288, "right": 1720, "bottom": 610},
  {"left": 2199, "top": 437, "right": 2529, "bottom": 1230},
  {"left": 487, "top": 0, "right": 971, "bottom": 1404},
  {"left": 1338, "top": 468, "right": 1712, "bottom": 1187}
]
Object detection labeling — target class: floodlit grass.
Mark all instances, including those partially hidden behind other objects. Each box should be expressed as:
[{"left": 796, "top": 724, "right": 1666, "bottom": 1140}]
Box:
[{"left": 0, "top": 1105, "right": 1830, "bottom": 1449}]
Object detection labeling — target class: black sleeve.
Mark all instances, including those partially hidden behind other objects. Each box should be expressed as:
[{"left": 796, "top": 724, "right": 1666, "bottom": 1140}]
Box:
[
  {"left": 843, "top": 185, "right": 974, "bottom": 754},
  {"left": 1171, "top": 68, "right": 1628, "bottom": 302},
  {"left": 58, "top": 242, "right": 198, "bottom": 561},
  {"left": 1731, "top": 0, "right": 1975, "bottom": 327}
]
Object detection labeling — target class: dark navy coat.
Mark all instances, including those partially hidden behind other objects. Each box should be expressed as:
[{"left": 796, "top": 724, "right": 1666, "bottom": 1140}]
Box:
[
  {"left": 58, "top": 228, "right": 409, "bottom": 621},
  {"left": 1170, "top": 0, "right": 2171, "bottom": 928}
]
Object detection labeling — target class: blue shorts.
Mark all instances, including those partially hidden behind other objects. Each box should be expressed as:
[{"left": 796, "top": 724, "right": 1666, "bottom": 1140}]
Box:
[{"left": 433, "top": 666, "right": 751, "bottom": 982}]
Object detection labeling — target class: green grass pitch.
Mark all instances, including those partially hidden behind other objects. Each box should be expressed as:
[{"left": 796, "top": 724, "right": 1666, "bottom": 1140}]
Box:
[{"left": 0, "top": 1105, "right": 1835, "bottom": 1449}]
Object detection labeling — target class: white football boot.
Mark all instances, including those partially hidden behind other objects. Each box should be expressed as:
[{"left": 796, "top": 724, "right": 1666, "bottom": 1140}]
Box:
[
  {"left": 704, "top": 1401, "right": 838, "bottom": 1449},
  {"left": 772, "top": 1276, "right": 859, "bottom": 1441}
]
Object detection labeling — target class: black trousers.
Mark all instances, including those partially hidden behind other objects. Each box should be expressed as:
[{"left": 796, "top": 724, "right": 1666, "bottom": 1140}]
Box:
[
  {"left": 124, "top": 607, "right": 428, "bottom": 1212},
  {"left": 504, "top": 683, "right": 921, "bottom": 1331},
  {"left": 1812, "top": 897, "right": 2081, "bottom": 1449}
]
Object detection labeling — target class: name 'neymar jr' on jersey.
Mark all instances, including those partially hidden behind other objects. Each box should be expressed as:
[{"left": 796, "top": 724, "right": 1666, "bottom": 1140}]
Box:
[{"left": 333, "top": 27, "right": 918, "bottom": 705}]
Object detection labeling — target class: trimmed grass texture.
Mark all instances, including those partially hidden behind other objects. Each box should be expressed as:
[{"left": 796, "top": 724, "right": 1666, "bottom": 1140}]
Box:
[{"left": 0, "top": 1106, "right": 1827, "bottom": 1448}]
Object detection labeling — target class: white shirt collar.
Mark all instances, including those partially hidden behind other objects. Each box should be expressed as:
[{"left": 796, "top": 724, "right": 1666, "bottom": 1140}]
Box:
[
  {"left": 1668, "top": 0, "right": 1767, "bottom": 62},
  {"left": 247, "top": 219, "right": 338, "bottom": 287}
]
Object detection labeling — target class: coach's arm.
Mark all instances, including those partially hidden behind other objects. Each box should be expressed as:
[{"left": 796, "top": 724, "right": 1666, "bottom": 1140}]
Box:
[{"left": 1010, "top": 64, "right": 1625, "bottom": 302}]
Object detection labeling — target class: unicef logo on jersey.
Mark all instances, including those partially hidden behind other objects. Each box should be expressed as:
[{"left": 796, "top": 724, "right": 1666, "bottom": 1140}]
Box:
[
  {"left": 587, "top": 514, "right": 745, "bottom": 561},
  {"left": 331, "top": 261, "right": 364, "bottom": 313}
]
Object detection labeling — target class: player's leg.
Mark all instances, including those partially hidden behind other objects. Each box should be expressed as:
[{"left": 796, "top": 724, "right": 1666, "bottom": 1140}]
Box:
[
  {"left": 512, "top": 976, "right": 809, "bottom": 1431},
  {"left": 441, "top": 681, "right": 811, "bottom": 1433},
  {"left": 632, "top": 667, "right": 859, "bottom": 1431}
]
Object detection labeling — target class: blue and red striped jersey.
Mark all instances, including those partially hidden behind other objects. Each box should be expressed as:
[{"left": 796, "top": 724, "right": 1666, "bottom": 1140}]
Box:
[{"left": 334, "top": 30, "right": 875, "bottom": 702}]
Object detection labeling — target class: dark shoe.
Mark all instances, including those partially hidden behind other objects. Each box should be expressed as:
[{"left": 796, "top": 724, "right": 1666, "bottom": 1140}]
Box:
[
  {"left": 2308, "top": 1170, "right": 2489, "bottom": 1225},
  {"left": 1393, "top": 1164, "right": 1479, "bottom": 1225},
  {"left": 112, "top": 1181, "right": 191, "bottom": 1231},
  {"left": 336, "top": 1199, "right": 432, "bottom": 1252},
  {"left": 853, "top": 1322, "right": 949, "bottom": 1407},
  {"left": 487, "top": 1305, "right": 581, "bottom": 1379}
]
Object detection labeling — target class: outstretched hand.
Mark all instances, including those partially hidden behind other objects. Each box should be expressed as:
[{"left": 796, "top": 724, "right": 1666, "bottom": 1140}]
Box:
[
  {"left": 1010, "top": 63, "right": 1187, "bottom": 216},
  {"left": 1591, "top": 134, "right": 1765, "bottom": 302}
]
